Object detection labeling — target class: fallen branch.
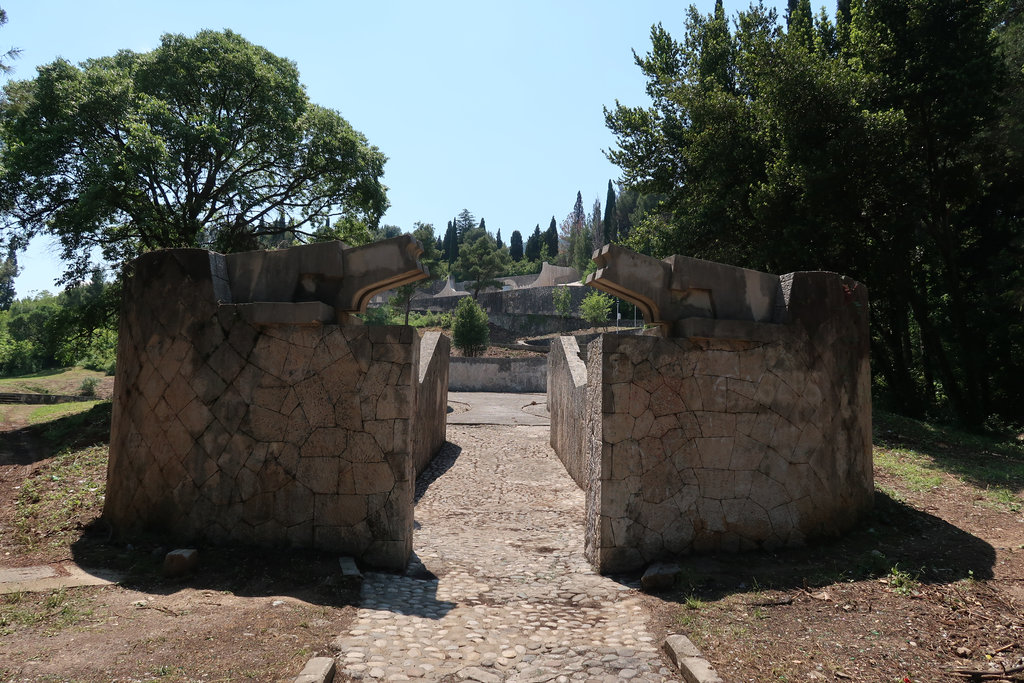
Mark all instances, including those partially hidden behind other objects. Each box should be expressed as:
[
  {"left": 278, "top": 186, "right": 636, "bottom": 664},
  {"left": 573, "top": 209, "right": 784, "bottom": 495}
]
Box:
[{"left": 949, "top": 663, "right": 1024, "bottom": 680}]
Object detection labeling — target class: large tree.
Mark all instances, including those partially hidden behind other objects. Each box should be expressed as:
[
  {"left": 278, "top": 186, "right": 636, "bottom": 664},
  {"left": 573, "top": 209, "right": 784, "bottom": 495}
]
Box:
[
  {"left": 0, "top": 29, "right": 388, "bottom": 283},
  {"left": 605, "top": 0, "right": 1024, "bottom": 426}
]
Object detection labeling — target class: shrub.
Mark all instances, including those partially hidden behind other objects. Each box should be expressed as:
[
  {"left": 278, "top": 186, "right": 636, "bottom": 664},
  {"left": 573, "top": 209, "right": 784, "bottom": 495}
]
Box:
[
  {"left": 79, "top": 377, "right": 99, "bottom": 397},
  {"left": 580, "top": 290, "right": 613, "bottom": 326},
  {"left": 452, "top": 297, "right": 489, "bottom": 357}
]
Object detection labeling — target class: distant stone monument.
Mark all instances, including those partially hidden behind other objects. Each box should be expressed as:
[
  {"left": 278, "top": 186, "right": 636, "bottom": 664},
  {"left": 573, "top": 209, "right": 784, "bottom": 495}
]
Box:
[
  {"left": 105, "top": 237, "right": 450, "bottom": 569},
  {"left": 549, "top": 245, "right": 872, "bottom": 573}
]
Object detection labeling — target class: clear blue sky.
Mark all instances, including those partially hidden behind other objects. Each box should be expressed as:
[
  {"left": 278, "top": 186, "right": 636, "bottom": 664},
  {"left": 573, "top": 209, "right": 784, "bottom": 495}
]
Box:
[{"left": 1, "top": 0, "right": 784, "bottom": 298}]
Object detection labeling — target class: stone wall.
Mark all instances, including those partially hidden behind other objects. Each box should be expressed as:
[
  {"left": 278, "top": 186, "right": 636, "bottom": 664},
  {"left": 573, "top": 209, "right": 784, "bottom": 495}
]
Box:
[
  {"left": 547, "top": 337, "right": 589, "bottom": 488},
  {"left": 549, "top": 269, "right": 872, "bottom": 573},
  {"left": 413, "top": 331, "right": 450, "bottom": 475},
  {"left": 449, "top": 356, "right": 547, "bottom": 393},
  {"left": 105, "top": 245, "right": 448, "bottom": 570}
]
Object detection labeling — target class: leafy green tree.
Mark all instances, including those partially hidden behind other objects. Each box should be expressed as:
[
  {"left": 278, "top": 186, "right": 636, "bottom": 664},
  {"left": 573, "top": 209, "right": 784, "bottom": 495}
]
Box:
[
  {"left": 605, "top": 0, "right": 1024, "bottom": 426},
  {"left": 455, "top": 229, "right": 508, "bottom": 298},
  {"left": 390, "top": 222, "right": 442, "bottom": 324},
  {"left": 452, "top": 296, "right": 489, "bottom": 356},
  {"left": 509, "top": 230, "right": 524, "bottom": 261},
  {"left": 580, "top": 290, "right": 613, "bottom": 326},
  {"left": 0, "top": 29, "right": 388, "bottom": 283},
  {"left": 552, "top": 285, "right": 572, "bottom": 331}
]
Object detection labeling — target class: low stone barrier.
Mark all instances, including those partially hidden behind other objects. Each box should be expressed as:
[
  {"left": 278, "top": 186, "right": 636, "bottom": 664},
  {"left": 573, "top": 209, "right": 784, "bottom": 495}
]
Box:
[
  {"left": 449, "top": 357, "right": 547, "bottom": 393},
  {"left": 413, "top": 331, "right": 450, "bottom": 475},
  {"left": 547, "top": 337, "right": 590, "bottom": 488}
]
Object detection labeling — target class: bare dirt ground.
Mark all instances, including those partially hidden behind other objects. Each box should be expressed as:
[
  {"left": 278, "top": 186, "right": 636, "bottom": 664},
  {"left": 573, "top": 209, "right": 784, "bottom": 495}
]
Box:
[
  {"left": 0, "top": 366, "right": 1022, "bottom": 682},
  {"left": 645, "top": 419, "right": 1024, "bottom": 682}
]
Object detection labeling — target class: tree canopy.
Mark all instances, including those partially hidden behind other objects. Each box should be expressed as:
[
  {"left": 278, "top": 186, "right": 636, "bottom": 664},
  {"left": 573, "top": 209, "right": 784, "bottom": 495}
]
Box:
[
  {"left": 605, "top": 0, "right": 1024, "bottom": 427},
  {"left": 0, "top": 29, "right": 388, "bottom": 283}
]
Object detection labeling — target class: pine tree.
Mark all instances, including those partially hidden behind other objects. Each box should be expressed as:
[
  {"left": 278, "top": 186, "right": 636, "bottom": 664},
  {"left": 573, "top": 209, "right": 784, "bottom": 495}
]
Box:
[{"left": 495, "top": 228, "right": 502, "bottom": 249}]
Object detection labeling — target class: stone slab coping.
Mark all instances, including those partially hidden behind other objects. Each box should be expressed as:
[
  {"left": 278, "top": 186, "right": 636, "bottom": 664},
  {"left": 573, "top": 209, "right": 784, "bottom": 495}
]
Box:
[
  {"left": 0, "top": 563, "right": 122, "bottom": 595},
  {"left": 292, "top": 656, "right": 335, "bottom": 683},
  {"left": 664, "top": 634, "right": 725, "bottom": 683}
]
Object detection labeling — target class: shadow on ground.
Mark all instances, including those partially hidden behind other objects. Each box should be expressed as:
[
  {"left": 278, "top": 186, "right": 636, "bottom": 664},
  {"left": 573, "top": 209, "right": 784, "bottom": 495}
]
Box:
[
  {"left": 61, "top": 439, "right": 469, "bottom": 611},
  {"left": 634, "top": 491, "right": 995, "bottom": 606}
]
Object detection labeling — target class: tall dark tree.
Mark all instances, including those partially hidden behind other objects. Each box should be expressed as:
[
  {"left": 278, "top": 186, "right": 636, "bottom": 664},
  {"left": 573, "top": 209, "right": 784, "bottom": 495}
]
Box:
[
  {"left": 509, "top": 230, "right": 524, "bottom": 261},
  {"left": 544, "top": 216, "right": 559, "bottom": 260},
  {"left": 443, "top": 221, "right": 458, "bottom": 265},
  {"left": 495, "top": 228, "right": 502, "bottom": 249},
  {"left": 603, "top": 180, "right": 618, "bottom": 244},
  {"left": 525, "top": 225, "right": 542, "bottom": 262},
  {"left": 604, "top": 0, "right": 1024, "bottom": 426}
]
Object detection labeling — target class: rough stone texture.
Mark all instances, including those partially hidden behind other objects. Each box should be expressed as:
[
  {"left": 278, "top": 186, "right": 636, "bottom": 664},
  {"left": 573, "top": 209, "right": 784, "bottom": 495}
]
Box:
[
  {"left": 550, "top": 261, "right": 872, "bottom": 573},
  {"left": 449, "top": 357, "right": 547, "bottom": 393},
  {"left": 547, "top": 336, "right": 589, "bottom": 489},
  {"left": 105, "top": 243, "right": 448, "bottom": 570},
  {"left": 413, "top": 331, "right": 450, "bottom": 475}
]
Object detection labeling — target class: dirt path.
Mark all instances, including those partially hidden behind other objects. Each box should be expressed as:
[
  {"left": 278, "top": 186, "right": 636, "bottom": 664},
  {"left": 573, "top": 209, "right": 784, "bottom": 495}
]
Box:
[{"left": 329, "top": 425, "right": 679, "bottom": 682}]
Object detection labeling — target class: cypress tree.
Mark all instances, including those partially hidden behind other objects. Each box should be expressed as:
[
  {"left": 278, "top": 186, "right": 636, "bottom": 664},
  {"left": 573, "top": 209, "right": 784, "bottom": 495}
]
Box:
[
  {"left": 603, "top": 180, "right": 617, "bottom": 244},
  {"left": 509, "top": 230, "right": 524, "bottom": 261},
  {"left": 544, "top": 216, "right": 558, "bottom": 260}
]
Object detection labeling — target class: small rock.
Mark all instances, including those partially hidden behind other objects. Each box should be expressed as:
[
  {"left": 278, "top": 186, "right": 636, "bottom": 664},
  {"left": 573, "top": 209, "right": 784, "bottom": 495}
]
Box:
[
  {"left": 339, "top": 556, "right": 362, "bottom": 578},
  {"left": 293, "top": 656, "right": 335, "bottom": 683},
  {"left": 641, "top": 561, "right": 680, "bottom": 592},
  {"left": 955, "top": 646, "right": 973, "bottom": 658},
  {"left": 163, "top": 548, "right": 198, "bottom": 577}
]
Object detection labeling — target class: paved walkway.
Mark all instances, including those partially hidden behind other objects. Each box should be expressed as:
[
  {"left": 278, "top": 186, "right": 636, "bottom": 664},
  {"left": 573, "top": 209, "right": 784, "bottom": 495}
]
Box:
[
  {"left": 330, "top": 424, "right": 678, "bottom": 681},
  {"left": 446, "top": 392, "right": 550, "bottom": 426}
]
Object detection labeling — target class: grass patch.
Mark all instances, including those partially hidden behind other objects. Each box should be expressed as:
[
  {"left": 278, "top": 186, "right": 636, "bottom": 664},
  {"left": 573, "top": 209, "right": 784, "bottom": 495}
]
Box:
[
  {"left": 0, "top": 588, "right": 95, "bottom": 636},
  {"left": 874, "top": 448, "right": 944, "bottom": 492},
  {"left": 14, "top": 445, "right": 108, "bottom": 549},
  {"left": 874, "top": 410, "right": 1024, "bottom": 510},
  {"left": 0, "top": 367, "right": 107, "bottom": 395},
  {"left": 27, "top": 400, "right": 103, "bottom": 425}
]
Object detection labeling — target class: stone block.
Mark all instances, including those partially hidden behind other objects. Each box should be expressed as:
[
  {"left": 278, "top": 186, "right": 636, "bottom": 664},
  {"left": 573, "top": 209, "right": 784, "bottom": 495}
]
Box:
[{"left": 163, "top": 549, "right": 198, "bottom": 578}]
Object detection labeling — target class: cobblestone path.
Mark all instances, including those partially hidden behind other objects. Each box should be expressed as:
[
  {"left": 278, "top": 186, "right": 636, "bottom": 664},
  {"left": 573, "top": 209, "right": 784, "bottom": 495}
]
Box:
[{"left": 330, "top": 425, "right": 679, "bottom": 682}]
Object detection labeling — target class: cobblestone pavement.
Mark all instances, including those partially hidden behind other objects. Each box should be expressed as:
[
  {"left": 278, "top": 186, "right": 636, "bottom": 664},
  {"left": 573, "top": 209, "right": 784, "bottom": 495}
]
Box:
[{"left": 330, "top": 425, "right": 679, "bottom": 682}]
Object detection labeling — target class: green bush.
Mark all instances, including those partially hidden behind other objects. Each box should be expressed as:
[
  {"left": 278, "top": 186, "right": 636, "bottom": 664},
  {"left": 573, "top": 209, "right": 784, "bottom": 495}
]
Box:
[
  {"left": 452, "top": 297, "right": 489, "bottom": 357},
  {"left": 580, "top": 291, "right": 613, "bottom": 325},
  {"left": 79, "top": 377, "right": 99, "bottom": 397}
]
